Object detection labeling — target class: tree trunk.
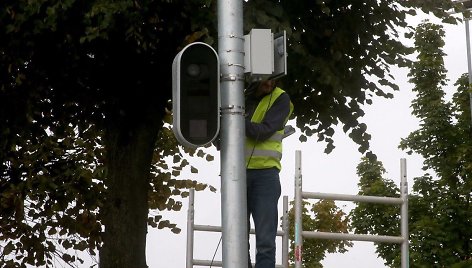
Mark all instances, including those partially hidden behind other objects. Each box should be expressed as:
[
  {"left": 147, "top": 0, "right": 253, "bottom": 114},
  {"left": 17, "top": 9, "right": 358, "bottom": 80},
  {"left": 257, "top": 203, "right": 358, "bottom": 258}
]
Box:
[{"left": 100, "top": 115, "right": 161, "bottom": 268}]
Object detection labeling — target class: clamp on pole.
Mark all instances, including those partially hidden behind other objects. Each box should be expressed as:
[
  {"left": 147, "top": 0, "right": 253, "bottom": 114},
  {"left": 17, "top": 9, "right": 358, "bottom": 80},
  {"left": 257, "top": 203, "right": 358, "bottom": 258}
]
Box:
[
  {"left": 220, "top": 105, "right": 245, "bottom": 115},
  {"left": 226, "top": 49, "right": 245, "bottom": 55},
  {"left": 227, "top": 63, "right": 245, "bottom": 69},
  {"left": 228, "top": 33, "right": 245, "bottom": 40},
  {"left": 221, "top": 74, "right": 245, "bottom": 81}
]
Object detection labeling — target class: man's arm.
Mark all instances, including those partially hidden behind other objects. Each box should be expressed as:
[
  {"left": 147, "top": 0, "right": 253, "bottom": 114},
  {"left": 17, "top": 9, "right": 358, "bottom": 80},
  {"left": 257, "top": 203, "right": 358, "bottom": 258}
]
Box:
[{"left": 245, "top": 93, "right": 290, "bottom": 141}]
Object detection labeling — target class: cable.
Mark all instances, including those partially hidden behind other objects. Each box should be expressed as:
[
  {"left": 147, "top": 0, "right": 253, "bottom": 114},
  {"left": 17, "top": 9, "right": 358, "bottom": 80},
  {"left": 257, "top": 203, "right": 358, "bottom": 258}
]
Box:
[
  {"left": 245, "top": 89, "right": 273, "bottom": 168},
  {"left": 209, "top": 236, "right": 222, "bottom": 268},
  {"left": 209, "top": 87, "right": 274, "bottom": 268}
]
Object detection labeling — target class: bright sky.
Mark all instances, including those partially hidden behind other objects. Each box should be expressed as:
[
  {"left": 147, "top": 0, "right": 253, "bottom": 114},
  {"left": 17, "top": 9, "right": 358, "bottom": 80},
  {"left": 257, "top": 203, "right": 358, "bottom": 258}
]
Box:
[{"left": 147, "top": 13, "right": 468, "bottom": 268}]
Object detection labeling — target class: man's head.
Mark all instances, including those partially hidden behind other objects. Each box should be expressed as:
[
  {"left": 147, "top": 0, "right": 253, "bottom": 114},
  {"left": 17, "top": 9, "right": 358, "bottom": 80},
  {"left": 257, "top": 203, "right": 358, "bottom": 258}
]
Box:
[{"left": 255, "top": 80, "right": 276, "bottom": 96}]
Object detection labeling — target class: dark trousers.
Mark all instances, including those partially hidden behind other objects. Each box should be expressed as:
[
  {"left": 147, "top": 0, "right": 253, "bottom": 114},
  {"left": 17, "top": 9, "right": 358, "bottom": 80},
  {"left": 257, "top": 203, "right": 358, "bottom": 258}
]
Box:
[{"left": 247, "top": 168, "right": 281, "bottom": 268}]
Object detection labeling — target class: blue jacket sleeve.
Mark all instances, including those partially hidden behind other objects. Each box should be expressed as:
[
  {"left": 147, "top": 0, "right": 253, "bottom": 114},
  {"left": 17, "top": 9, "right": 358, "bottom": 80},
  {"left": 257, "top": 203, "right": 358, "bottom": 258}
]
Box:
[{"left": 245, "top": 93, "right": 290, "bottom": 141}]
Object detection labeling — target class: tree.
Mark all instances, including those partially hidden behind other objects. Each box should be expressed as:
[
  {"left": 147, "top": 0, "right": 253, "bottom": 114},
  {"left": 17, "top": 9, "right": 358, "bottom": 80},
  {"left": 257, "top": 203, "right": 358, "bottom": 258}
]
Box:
[
  {"left": 400, "top": 21, "right": 472, "bottom": 267},
  {"left": 0, "top": 0, "right": 462, "bottom": 267},
  {"left": 244, "top": 0, "right": 460, "bottom": 154},
  {"left": 351, "top": 21, "right": 472, "bottom": 267},
  {"left": 0, "top": 1, "right": 215, "bottom": 267},
  {"left": 350, "top": 158, "right": 402, "bottom": 267},
  {"left": 287, "top": 200, "right": 352, "bottom": 268}
]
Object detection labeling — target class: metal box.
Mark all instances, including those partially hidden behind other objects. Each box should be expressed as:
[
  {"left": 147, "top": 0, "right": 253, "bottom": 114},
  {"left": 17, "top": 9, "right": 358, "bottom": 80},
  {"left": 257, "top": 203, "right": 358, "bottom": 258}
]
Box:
[{"left": 244, "top": 29, "right": 274, "bottom": 77}]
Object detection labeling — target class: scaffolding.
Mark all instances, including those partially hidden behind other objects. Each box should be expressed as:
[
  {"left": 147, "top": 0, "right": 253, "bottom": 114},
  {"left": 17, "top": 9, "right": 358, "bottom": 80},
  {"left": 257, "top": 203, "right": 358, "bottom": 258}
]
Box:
[
  {"left": 186, "top": 150, "right": 409, "bottom": 267},
  {"left": 293, "top": 150, "right": 409, "bottom": 268},
  {"left": 186, "top": 188, "right": 289, "bottom": 268}
]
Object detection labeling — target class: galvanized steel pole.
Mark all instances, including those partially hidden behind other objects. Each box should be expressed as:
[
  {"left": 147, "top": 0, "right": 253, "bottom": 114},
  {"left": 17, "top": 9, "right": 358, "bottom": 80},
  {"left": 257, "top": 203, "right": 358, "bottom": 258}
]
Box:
[
  {"left": 186, "top": 189, "right": 195, "bottom": 268},
  {"left": 217, "top": 0, "right": 248, "bottom": 267},
  {"left": 465, "top": 18, "right": 472, "bottom": 123},
  {"left": 282, "top": 196, "right": 289, "bottom": 268},
  {"left": 400, "top": 159, "right": 409, "bottom": 268},
  {"left": 303, "top": 192, "right": 404, "bottom": 204},
  {"left": 294, "top": 150, "right": 303, "bottom": 268}
]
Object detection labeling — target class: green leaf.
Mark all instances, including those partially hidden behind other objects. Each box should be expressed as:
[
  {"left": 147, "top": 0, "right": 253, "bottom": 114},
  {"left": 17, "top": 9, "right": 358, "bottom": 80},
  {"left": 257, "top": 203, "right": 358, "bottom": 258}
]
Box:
[{"left": 3, "top": 241, "right": 14, "bottom": 256}]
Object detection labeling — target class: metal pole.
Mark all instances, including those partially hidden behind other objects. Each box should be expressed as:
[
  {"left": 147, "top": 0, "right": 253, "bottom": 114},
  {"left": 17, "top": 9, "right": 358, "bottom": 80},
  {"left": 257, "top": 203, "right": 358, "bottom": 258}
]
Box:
[
  {"left": 302, "top": 231, "right": 404, "bottom": 244},
  {"left": 217, "top": 0, "right": 248, "bottom": 267},
  {"left": 294, "top": 150, "right": 303, "bottom": 268},
  {"left": 282, "top": 196, "right": 289, "bottom": 268},
  {"left": 465, "top": 18, "right": 472, "bottom": 123},
  {"left": 186, "top": 189, "right": 195, "bottom": 268},
  {"left": 303, "top": 192, "right": 404, "bottom": 205},
  {"left": 400, "top": 159, "right": 409, "bottom": 268}
]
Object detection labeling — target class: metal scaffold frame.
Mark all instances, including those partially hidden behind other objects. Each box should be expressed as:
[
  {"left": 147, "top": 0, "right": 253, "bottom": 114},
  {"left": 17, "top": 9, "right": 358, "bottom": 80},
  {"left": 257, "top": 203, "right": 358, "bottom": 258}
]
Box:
[
  {"left": 186, "top": 188, "right": 290, "bottom": 268},
  {"left": 293, "top": 150, "right": 409, "bottom": 268}
]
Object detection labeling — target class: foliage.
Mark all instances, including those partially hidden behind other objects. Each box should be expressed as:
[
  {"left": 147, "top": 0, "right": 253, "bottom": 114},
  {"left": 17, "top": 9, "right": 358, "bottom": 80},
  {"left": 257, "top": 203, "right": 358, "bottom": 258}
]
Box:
[
  {"left": 288, "top": 200, "right": 352, "bottom": 267},
  {"left": 148, "top": 122, "right": 217, "bottom": 233},
  {"left": 0, "top": 0, "right": 216, "bottom": 266},
  {"left": 351, "top": 21, "right": 472, "bottom": 267},
  {"left": 244, "top": 0, "right": 460, "bottom": 155},
  {"left": 350, "top": 158, "right": 401, "bottom": 267},
  {"left": 0, "top": 120, "right": 105, "bottom": 267},
  {"left": 451, "top": 259, "right": 472, "bottom": 268},
  {"left": 400, "top": 21, "right": 472, "bottom": 267},
  {"left": 0, "top": 0, "right": 466, "bottom": 266}
]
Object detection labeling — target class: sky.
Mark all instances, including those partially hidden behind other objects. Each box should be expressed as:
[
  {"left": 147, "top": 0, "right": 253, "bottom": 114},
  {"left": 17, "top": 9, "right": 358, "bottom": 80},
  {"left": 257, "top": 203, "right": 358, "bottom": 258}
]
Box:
[{"left": 145, "top": 13, "right": 469, "bottom": 268}]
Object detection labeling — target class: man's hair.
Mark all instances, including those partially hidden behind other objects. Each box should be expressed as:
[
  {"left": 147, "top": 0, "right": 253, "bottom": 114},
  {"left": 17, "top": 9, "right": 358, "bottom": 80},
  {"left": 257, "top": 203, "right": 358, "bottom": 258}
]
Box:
[{"left": 246, "top": 81, "right": 261, "bottom": 94}]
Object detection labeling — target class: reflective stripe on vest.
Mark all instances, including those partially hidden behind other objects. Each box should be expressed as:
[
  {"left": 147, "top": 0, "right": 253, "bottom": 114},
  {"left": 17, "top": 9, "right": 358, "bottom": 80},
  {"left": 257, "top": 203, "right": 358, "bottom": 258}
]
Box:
[
  {"left": 245, "top": 148, "right": 282, "bottom": 160},
  {"left": 245, "top": 87, "right": 294, "bottom": 170}
]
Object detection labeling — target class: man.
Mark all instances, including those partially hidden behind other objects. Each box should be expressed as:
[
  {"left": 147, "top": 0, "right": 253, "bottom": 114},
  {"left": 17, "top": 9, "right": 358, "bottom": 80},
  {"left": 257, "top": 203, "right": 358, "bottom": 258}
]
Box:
[{"left": 245, "top": 79, "right": 293, "bottom": 268}]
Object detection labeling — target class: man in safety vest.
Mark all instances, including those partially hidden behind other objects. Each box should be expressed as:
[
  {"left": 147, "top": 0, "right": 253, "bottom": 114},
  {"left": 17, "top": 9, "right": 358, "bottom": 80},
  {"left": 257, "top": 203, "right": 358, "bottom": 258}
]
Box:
[{"left": 245, "top": 79, "right": 293, "bottom": 268}]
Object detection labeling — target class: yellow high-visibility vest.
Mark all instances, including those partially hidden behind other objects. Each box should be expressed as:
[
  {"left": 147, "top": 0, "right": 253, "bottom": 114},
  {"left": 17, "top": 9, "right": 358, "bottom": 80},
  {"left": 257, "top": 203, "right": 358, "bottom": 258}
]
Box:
[{"left": 245, "top": 87, "right": 294, "bottom": 170}]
